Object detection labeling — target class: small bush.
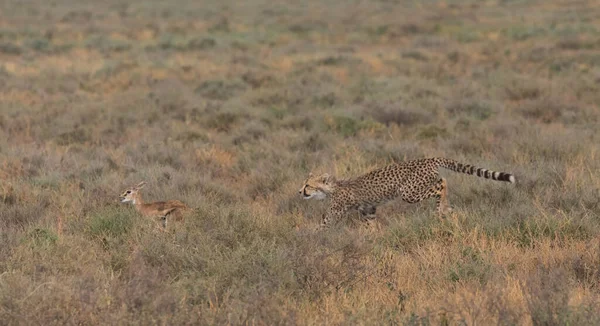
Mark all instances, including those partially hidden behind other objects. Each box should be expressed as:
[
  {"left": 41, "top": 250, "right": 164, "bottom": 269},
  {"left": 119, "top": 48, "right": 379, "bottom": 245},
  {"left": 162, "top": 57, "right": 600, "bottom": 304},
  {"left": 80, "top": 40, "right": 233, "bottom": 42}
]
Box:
[
  {"left": 523, "top": 266, "right": 570, "bottom": 325},
  {"left": 517, "top": 97, "right": 582, "bottom": 124},
  {"left": 447, "top": 247, "right": 492, "bottom": 285},
  {"left": 186, "top": 37, "right": 217, "bottom": 50},
  {"left": 205, "top": 112, "right": 240, "bottom": 132},
  {"left": 55, "top": 129, "right": 90, "bottom": 145},
  {"left": 26, "top": 228, "right": 58, "bottom": 247},
  {"left": 0, "top": 42, "right": 22, "bottom": 55},
  {"left": 446, "top": 98, "right": 494, "bottom": 120},
  {"left": 86, "top": 207, "right": 134, "bottom": 239},
  {"left": 417, "top": 125, "right": 448, "bottom": 139},
  {"left": 195, "top": 79, "right": 247, "bottom": 101},
  {"left": 323, "top": 115, "right": 383, "bottom": 137},
  {"left": 401, "top": 50, "right": 428, "bottom": 61},
  {"left": 369, "top": 105, "right": 432, "bottom": 126},
  {"left": 503, "top": 26, "right": 546, "bottom": 41},
  {"left": 503, "top": 78, "right": 542, "bottom": 101},
  {"left": 85, "top": 36, "right": 131, "bottom": 52}
]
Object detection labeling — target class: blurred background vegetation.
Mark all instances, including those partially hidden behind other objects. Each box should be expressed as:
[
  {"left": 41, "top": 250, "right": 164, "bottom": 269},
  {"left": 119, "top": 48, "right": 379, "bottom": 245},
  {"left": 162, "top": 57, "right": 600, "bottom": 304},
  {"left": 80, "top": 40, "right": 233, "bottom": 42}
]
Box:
[{"left": 1, "top": 0, "right": 599, "bottom": 324}]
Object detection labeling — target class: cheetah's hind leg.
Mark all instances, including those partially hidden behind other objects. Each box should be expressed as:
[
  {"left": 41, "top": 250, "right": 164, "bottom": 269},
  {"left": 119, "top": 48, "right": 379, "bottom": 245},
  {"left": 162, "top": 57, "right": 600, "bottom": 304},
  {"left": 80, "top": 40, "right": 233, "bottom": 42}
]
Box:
[
  {"left": 416, "top": 178, "right": 453, "bottom": 218},
  {"left": 432, "top": 178, "right": 452, "bottom": 218}
]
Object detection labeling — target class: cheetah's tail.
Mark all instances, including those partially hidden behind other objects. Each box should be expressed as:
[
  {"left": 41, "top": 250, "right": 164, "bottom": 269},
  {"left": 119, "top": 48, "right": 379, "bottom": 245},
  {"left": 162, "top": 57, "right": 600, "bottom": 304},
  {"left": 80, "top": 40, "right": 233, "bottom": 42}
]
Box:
[{"left": 436, "top": 158, "right": 516, "bottom": 183}]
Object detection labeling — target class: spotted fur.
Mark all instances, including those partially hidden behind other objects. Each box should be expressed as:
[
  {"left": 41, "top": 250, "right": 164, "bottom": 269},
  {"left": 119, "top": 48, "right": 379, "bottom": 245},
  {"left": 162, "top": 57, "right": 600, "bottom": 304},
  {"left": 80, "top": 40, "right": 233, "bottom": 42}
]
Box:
[{"left": 299, "top": 157, "right": 516, "bottom": 227}]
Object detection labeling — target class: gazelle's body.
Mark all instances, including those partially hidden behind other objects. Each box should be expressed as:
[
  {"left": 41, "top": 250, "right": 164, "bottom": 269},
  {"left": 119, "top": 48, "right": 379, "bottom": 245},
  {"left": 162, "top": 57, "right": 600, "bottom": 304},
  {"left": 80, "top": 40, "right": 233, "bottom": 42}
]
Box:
[{"left": 119, "top": 182, "right": 190, "bottom": 228}]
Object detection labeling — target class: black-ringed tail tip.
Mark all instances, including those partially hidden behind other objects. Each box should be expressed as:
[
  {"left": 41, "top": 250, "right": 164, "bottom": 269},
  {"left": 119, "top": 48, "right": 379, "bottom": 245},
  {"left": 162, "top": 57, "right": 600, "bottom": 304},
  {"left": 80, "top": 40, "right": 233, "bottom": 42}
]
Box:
[{"left": 437, "top": 158, "right": 516, "bottom": 183}]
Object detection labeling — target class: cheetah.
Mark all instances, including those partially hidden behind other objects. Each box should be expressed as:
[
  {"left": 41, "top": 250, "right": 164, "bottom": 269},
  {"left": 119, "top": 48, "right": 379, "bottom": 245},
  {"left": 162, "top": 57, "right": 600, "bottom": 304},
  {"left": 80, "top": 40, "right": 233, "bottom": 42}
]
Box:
[{"left": 298, "top": 157, "right": 516, "bottom": 227}]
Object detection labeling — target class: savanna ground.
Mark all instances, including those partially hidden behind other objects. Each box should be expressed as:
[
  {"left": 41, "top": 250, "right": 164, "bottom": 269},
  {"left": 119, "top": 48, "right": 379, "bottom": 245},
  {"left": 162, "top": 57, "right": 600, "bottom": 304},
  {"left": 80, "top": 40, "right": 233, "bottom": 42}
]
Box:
[{"left": 1, "top": 0, "right": 600, "bottom": 324}]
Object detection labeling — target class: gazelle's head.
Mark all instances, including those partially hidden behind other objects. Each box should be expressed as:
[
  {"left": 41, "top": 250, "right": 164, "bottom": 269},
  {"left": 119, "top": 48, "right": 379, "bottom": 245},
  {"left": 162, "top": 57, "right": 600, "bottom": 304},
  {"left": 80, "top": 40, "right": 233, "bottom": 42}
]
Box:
[
  {"left": 119, "top": 181, "right": 146, "bottom": 204},
  {"left": 298, "top": 172, "right": 335, "bottom": 200}
]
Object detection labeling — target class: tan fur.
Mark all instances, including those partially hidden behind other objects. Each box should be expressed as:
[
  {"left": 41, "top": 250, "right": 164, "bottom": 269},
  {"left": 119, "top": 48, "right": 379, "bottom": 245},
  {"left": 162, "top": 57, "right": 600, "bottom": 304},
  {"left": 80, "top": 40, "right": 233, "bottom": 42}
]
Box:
[
  {"left": 119, "top": 181, "right": 190, "bottom": 228},
  {"left": 299, "top": 157, "right": 516, "bottom": 227}
]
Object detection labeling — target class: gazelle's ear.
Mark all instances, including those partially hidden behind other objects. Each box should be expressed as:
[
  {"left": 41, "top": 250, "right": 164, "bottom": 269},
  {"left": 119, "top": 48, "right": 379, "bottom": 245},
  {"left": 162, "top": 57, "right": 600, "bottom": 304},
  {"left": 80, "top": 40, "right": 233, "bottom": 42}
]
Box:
[{"left": 136, "top": 181, "right": 147, "bottom": 189}]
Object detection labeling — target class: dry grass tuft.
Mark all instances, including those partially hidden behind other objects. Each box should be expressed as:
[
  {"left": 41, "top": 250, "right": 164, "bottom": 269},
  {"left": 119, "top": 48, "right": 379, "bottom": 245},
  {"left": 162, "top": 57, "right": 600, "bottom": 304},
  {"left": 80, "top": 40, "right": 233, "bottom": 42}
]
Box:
[{"left": 1, "top": 0, "right": 600, "bottom": 324}]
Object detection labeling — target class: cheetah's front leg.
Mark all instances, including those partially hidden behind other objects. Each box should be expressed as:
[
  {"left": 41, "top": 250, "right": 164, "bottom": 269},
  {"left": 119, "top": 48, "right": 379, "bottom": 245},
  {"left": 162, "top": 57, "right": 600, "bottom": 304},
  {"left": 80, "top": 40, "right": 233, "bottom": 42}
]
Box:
[
  {"left": 321, "top": 205, "right": 345, "bottom": 228},
  {"left": 358, "top": 205, "right": 378, "bottom": 229},
  {"left": 358, "top": 205, "right": 377, "bottom": 221}
]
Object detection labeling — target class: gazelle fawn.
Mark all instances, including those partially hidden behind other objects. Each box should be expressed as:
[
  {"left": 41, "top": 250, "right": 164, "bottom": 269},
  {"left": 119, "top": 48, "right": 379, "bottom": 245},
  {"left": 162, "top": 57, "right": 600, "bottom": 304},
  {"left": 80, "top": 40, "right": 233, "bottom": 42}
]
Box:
[{"left": 119, "top": 181, "right": 190, "bottom": 229}]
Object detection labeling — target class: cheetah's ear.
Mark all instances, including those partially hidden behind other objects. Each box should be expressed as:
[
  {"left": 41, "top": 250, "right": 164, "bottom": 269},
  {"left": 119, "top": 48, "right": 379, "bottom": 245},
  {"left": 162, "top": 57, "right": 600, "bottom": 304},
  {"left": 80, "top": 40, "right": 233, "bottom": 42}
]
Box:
[
  {"left": 320, "top": 173, "right": 331, "bottom": 183},
  {"left": 308, "top": 172, "right": 314, "bottom": 178},
  {"left": 136, "top": 181, "right": 147, "bottom": 190}
]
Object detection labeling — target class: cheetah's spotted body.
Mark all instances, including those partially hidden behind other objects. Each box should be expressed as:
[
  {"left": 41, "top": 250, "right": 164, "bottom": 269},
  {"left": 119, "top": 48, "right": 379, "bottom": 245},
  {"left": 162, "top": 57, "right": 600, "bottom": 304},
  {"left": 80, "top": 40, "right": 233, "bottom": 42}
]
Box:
[{"left": 299, "top": 157, "right": 516, "bottom": 227}]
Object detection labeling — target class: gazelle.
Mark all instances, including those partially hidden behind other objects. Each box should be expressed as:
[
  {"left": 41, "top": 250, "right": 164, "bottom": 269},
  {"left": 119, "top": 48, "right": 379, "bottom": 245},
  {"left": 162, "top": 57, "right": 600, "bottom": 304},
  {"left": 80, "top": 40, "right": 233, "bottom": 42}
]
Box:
[{"left": 119, "top": 181, "right": 190, "bottom": 228}]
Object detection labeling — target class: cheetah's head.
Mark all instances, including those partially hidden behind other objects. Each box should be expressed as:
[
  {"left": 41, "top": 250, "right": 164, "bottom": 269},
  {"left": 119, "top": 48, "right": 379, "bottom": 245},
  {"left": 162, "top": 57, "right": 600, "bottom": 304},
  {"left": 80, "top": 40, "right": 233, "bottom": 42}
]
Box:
[{"left": 299, "top": 173, "right": 335, "bottom": 200}]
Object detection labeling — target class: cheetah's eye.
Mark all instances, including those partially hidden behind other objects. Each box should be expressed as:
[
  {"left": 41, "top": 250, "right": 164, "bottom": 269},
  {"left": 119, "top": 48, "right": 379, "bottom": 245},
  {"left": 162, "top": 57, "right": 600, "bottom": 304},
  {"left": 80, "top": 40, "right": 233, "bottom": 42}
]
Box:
[{"left": 126, "top": 190, "right": 131, "bottom": 194}]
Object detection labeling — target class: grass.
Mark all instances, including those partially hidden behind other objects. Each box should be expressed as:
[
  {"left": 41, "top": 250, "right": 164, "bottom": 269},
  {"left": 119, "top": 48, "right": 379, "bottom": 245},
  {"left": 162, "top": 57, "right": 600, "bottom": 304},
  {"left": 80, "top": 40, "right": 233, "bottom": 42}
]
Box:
[{"left": 1, "top": 0, "right": 600, "bottom": 324}]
